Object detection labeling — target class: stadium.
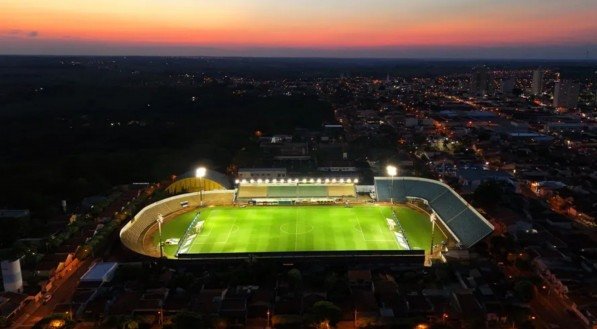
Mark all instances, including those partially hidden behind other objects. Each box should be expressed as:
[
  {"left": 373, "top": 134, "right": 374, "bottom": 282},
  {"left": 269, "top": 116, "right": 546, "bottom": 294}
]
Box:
[{"left": 120, "top": 168, "right": 494, "bottom": 265}]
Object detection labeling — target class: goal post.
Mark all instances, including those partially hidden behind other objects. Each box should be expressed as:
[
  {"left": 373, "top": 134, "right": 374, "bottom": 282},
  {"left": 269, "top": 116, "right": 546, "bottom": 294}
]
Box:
[{"left": 195, "top": 220, "right": 205, "bottom": 234}]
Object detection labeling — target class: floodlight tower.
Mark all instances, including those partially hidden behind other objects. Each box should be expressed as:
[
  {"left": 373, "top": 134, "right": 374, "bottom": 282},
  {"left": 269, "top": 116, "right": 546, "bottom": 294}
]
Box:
[
  {"left": 429, "top": 213, "right": 437, "bottom": 258},
  {"left": 386, "top": 165, "right": 398, "bottom": 203},
  {"left": 196, "top": 166, "right": 207, "bottom": 206},
  {"left": 157, "top": 213, "right": 164, "bottom": 258}
]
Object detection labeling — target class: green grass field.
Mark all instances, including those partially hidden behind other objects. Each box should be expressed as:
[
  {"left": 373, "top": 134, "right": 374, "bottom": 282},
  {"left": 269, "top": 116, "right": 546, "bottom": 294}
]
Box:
[{"left": 154, "top": 205, "right": 446, "bottom": 258}]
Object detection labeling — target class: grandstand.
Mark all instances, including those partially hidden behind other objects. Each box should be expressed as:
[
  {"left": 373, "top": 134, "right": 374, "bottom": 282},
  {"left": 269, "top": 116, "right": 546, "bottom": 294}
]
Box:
[
  {"left": 235, "top": 181, "right": 356, "bottom": 202},
  {"left": 119, "top": 190, "right": 235, "bottom": 257},
  {"left": 120, "top": 170, "right": 489, "bottom": 264},
  {"left": 374, "top": 177, "right": 493, "bottom": 248}
]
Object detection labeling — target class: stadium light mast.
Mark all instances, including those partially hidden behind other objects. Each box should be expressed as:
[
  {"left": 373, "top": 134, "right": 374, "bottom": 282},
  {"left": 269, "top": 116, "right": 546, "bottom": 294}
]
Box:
[
  {"left": 386, "top": 165, "right": 398, "bottom": 203},
  {"left": 196, "top": 166, "right": 207, "bottom": 206},
  {"left": 429, "top": 213, "right": 437, "bottom": 260},
  {"left": 157, "top": 213, "right": 164, "bottom": 258}
]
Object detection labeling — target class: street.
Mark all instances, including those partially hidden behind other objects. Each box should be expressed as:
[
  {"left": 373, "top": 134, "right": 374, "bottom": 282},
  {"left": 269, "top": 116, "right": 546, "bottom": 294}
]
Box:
[{"left": 12, "top": 259, "right": 93, "bottom": 328}]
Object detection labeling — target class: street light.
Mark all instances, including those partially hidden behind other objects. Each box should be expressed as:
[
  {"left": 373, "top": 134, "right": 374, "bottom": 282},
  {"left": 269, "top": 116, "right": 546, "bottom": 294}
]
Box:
[
  {"left": 196, "top": 166, "right": 207, "bottom": 206},
  {"left": 386, "top": 165, "right": 398, "bottom": 203},
  {"left": 266, "top": 309, "right": 271, "bottom": 329},
  {"left": 157, "top": 213, "right": 164, "bottom": 258}
]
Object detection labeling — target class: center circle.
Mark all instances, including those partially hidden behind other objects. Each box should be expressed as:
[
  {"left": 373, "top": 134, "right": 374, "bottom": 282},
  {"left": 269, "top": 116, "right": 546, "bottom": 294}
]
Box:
[{"left": 280, "top": 223, "right": 314, "bottom": 235}]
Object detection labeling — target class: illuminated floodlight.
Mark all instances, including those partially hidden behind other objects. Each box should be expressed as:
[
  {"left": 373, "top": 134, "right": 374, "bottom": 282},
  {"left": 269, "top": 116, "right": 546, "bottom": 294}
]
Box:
[
  {"left": 309, "top": 178, "right": 315, "bottom": 183},
  {"left": 294, "top": 178, "right": 299, "bottom": 183},
  {"left": 332, "top": 178, "right": 337, "bottom": 183},
  {"left": 257, "top": 179, "right": 263, "bottom": 183},
  {"left": 235, "top": 179, "right": 240, "bottom": 184},
  {"left": 386, "top": 165, "right": 398, "bottom": 177},
  {"left": 265, "top": 179, "right": 270, "bottom": 183},
  {"left": 241, "top": 179, "right": 247, "bottom": 184},
  {"left": 339, "top": 178, "right": 345, "bottom": 183},
  {"left": 354, "top": 178, "right": 359, "bottom": 183},
  {"left": 324, "top": 178, "right": 330, "bottom": 183},
  {"left": 346, "top": 179, "right": 352, "bottom": 183},
  {"left": 250, "top": 179, "right": 255, "bottom": 183},
  {"left": 273, "top": 179, "right": 278, "bottom": 183},
  {"left": 316, "top": 178, "right": 322, "bottom": 183},
  {"left": 195, "top": 166, "right": 207, "bottom": 178}
]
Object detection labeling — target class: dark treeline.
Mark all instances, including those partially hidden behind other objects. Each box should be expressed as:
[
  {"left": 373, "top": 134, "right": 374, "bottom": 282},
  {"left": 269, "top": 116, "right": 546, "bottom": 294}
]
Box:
[
  {"left": 0, "top": 56, "right": 594, "bottom": 217},
  {"left": 0, "top": 57, "right": 334, "bottom": 216},
  {"left": 1, "top": 56, "right": 595, "bottom": 81}
]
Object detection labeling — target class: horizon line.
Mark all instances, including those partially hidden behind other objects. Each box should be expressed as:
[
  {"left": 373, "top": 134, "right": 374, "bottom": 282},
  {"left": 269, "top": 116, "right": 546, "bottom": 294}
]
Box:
[{"left": 1, "top": 53, "right": 596, "bottom": 62}]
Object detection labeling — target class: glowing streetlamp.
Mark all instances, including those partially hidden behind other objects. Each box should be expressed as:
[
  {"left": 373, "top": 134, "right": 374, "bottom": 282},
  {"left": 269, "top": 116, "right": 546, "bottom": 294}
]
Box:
[
  {"left": 266, "top": 309, "right": 271, "bottom": 329},
  {"left": 196, "top": 166, "right": 207, "bottom": 206},
  {"left": 157, "top": 213, "right": 164, "bottom": 258},
  {"left": 386, "top": 165, "right": 398, "bottom": 203}
]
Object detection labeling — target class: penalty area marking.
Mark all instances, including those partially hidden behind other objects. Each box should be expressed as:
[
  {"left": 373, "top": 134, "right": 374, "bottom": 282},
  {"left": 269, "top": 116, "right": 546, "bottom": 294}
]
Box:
[
  {"left": 352, "top": 209, "right": 395, "bottom": 243},
  {"left": 189, "top": 222, "right": 240, "bottom": 246}
]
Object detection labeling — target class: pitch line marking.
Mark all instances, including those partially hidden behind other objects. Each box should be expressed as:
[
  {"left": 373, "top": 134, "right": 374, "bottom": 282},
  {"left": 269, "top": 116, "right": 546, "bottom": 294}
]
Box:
[
  {"left": 280, "top": 223, "right": 313, "bottom": 235},
  {"left": 294, "top": 207, "right": 299, "bottom": 251},
  {"left": 352, "top": 208, "right": 368, "bottom": 243},
  {"left": 222, "top": 217, "right": 239, "bottom": 244}
]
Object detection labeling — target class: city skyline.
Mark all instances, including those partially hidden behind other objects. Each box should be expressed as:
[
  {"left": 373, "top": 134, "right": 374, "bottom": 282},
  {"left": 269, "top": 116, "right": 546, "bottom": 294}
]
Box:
[{"left": 1, "top": 0, "right": 597, "bottom": 59}]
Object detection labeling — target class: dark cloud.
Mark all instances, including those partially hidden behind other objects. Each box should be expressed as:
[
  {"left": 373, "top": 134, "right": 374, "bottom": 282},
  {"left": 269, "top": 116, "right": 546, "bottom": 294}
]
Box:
[
  {"left": 0, "top": 37, "right": 596, "bottom": 60},
  {"left": 3, "top": 29, "right": 38, "bottom": 37}
]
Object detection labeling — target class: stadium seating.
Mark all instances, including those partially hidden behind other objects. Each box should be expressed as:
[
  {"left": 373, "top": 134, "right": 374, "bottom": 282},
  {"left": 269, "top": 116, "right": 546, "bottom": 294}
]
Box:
[
  {"left": 374, "top": 177, "right": 493, "bottom": 248},
  {"left": 267, "top": 185, "right": 300, "bottom": 198},
  {"left": 327, "top": 184, "right": 357, "bottom": 198},
  {"left": 120, "top": 190, "right": 235, "bottom": 256},
  {"left": 236, "top": 183, "right": 356, "bottom": 200},
  {"left": 237, "top": 185, "right": 268, "bottom": 199},
  {"left": 295, "top": 185, "right": 328, "bottom": 197}
]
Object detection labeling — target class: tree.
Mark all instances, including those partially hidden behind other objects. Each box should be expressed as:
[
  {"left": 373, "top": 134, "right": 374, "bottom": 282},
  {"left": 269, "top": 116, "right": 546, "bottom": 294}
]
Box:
[
  {"left": 287, "top": 268, "right": 302, "bottom": 288},
  {"left": 32, "top": 314, "right": 75, "bottom": 329},
  {"left": 120, "top": 319, "right": 139, "bottom": 329},
  {"left": 0, "top": 316, "right": 9, "bottom": 328},
  {"left": 172, "top": 311, "right": 204, "bottom": 329},
  {"left": 472, "top": 181, "right": 506, "bottom": 208},
  {"left": 305, "top": 301, "right": 342, "bottom": 327},
  {"left": 514, "top": 279, "right": 534, "bottom": 303}
]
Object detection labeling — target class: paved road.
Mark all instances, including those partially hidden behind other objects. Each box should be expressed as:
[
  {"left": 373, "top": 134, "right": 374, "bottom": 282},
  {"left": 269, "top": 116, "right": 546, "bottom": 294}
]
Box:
[
  {"left": 13, "top": 259, "right": 93, "bottom": 328},
  {"left": 530, "top": 286, "right": 584, "bottom": 329}
]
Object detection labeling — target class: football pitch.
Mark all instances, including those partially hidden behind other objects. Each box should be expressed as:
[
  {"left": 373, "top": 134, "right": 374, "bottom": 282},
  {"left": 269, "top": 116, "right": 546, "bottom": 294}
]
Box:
[{"left": 154, "top": 205, "right": 446, "bottom": 258}]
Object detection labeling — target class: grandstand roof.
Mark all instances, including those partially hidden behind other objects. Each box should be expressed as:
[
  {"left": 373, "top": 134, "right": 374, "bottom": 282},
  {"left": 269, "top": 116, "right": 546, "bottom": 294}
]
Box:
[
  {"left": 175, "top": 169, "right": 231, "bottom": 189},
  {"left": 373, "top": 177, "right": 493, "bottom": 248},
  {"left": 165, "top": 169, "right": 232, "bottom": 195}
]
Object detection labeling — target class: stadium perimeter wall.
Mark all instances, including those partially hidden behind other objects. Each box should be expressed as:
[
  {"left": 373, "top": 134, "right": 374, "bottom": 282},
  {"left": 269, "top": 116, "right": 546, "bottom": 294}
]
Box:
[
  {"left": 120, "top": 190, "right": 235, "bottom": 257},
  {"left": 176, "top": 250, "right": 425, "bottom": 265}
]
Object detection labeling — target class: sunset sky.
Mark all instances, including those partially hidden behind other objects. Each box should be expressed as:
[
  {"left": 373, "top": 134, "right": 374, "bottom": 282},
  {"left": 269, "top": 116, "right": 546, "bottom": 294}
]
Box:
[{"left": 1, "top": 0, "right": 596, "bottom": 58}]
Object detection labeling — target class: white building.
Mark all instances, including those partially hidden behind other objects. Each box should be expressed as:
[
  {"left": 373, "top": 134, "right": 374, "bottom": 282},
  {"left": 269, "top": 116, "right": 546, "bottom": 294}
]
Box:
[
  {"left": 238, "top": 168, "right": 287, "bottom": 180},
  {"left": 469, "top": 66, "right": 491, "bottom": 96},
  {"left": 531, "top": 69, "right": 544, "bottom": 95},
  {"left": 1, "top": 259, "right": 23, "bottom": 293}
]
